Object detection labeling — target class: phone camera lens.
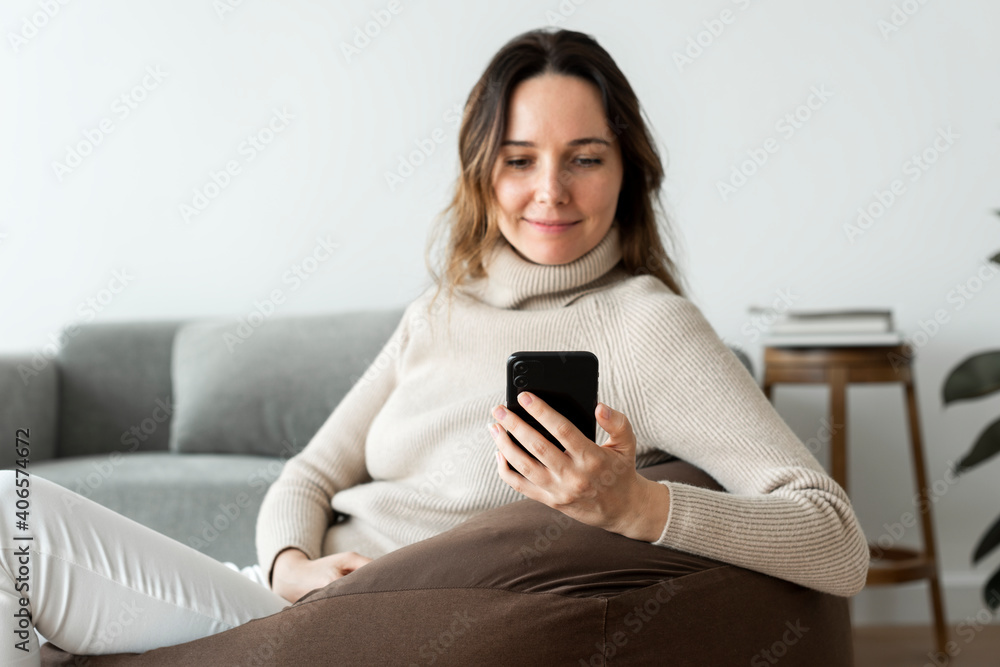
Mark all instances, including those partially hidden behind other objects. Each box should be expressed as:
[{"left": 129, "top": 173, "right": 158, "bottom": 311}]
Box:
[
  {"left": 513, "top": 375, "right": 527, "bottom": 388},
  {"left": 513, "top": 361, "right": 528, "bottom": 374}
]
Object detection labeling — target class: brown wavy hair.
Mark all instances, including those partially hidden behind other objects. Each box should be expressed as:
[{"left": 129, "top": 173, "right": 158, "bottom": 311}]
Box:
[{"left": 424, "top": 27, "right": 687, "bottom": 320}]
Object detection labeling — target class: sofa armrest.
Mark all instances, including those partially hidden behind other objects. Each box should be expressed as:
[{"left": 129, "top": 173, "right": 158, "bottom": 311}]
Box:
[
  {"left": 0, "top": 354, "right": 59, "bottom": 469},
  {"left": 727, "top": 345, "right": 754, "bottom": 378}
]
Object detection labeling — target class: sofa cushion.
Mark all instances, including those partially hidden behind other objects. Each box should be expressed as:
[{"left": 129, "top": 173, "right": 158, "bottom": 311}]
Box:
[
  {"left": 55, "top": 320, "right": 184, "bottom": 458},
  {"left": 31, "top": 452, "right": 283, "bottom": 565},
  {"left": 0, "top": 353, "right": 59, "bottom": 469},
  {"left": 168, "top": 309, "right": 405, "bottom": 457},
  {"left": 40, "top": 459, "right": 853, "bottom": 666}
]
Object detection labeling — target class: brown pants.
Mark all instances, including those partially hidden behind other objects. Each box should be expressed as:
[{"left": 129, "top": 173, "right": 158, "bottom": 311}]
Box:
[{"left": 42, "top": 460, "right": 853, "bottom": 666}]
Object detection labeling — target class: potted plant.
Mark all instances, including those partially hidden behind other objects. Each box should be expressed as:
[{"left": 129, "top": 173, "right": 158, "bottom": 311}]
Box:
[{"left": 944, "top": 220, "right": 1000, "bottom": 612}]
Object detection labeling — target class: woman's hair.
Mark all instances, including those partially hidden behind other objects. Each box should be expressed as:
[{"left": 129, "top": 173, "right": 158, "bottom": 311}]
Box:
[{"left": 424, "top": 27, "right": 687, "bottom": 318}]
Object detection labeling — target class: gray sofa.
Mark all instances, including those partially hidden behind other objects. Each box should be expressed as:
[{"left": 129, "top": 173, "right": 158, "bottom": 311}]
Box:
[{"left": 0, "top": 308, "right": 754, "bottom": 568}]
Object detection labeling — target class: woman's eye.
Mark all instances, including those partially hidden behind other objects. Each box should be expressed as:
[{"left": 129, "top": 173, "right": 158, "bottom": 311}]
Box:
[{"left": 504, "top": 157, "right": 602, "bottom": 169}]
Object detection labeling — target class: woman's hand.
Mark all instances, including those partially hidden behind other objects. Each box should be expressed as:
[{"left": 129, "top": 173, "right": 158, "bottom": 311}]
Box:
[
  {"left": 489, "top": 392, "right": 671, "bottom": 542},
  {"left": 271, "top": 548, "right": 373, "bottom": 603}
]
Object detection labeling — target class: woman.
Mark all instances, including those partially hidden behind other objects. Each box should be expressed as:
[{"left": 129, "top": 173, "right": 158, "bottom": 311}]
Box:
[{"left": 1, "top": 27, "right": 869, "bottom": 664}]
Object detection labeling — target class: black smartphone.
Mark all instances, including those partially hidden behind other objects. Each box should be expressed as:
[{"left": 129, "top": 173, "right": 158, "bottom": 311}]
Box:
[{"left": 504, "top": 351, "right": 599, "bottom": 469}]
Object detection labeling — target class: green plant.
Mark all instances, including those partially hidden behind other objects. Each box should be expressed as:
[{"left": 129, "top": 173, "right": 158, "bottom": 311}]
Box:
[{"left": 943, "top": 226, "right": 1000, "bottom": 612}]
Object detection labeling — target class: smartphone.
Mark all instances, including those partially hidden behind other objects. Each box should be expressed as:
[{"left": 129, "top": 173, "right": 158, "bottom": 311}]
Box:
[{"left": 504, "top": 351, "right": 599, "bottom": 469}]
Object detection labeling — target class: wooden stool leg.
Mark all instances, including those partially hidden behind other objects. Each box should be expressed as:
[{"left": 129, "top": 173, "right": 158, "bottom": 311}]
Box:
[
  {"left": 828, "top": 367, "right": 857, "bottom": 634},
  {"left": 829, "top": 367, "right": 848, "bottom": 493},
  {"left": 904, "top": 378, "right": 949, "bottom": 657}
]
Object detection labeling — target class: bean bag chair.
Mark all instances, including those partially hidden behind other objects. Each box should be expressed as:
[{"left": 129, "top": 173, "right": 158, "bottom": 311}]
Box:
[{"left": 41, "top": 459, "right": 853, "bottom": 666}]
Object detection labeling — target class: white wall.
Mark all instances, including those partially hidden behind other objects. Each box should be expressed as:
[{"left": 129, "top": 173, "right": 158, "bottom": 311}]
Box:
[{"left": 2, "top": 0, "right": 998, "bottom": 627}]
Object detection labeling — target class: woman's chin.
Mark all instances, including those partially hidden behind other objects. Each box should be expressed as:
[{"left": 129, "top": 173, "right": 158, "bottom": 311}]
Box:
[
  {"left": 520, "top": 244, "right": 585, "bottom": 266},
  {"left": 501, "top": 222, "right": 599, "bottom": 265}
]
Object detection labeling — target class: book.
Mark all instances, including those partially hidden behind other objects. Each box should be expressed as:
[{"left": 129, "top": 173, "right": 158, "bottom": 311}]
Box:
[
  {"left": 770, "top": 317, "right": 890, "bottom": 334},
  {"left": 748, "top": 307, "right": 894, "bottom": 332},
  {"left": 747, "top": 306, "right": 893, "bottom": 319},
  {"left": 759, "top": 331, "right": 904, "bottom": 347},
  {"left": 747, "top": 306, "right": 901, "bottom": 347}
]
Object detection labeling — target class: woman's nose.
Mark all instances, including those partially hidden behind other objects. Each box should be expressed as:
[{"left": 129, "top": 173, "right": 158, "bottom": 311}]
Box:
[{"left": 534, "top": 162, "right": 569, "bottom": 206}]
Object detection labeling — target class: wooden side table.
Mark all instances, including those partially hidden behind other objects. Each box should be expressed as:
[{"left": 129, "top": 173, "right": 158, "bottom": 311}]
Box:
[{"left": 761, "top": 344, "right": 949, "bottom": 657}]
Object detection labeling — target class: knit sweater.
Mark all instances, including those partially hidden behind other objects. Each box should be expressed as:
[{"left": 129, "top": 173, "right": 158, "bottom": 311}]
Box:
[{"left": 255, "top": 221, "right": 870, "bottom": 598}]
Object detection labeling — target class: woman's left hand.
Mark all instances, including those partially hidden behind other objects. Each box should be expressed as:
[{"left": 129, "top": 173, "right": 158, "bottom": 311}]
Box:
[{"left": 489, "top": 392, "right": 671, "bottom": 542}]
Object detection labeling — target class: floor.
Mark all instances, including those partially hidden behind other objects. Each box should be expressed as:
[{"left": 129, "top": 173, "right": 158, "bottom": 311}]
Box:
[{"left": 853, "top": 625, "right": 1000, "bottom": 666}]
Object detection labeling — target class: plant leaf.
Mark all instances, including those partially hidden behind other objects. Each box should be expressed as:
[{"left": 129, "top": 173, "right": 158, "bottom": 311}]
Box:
[
  {"left": 985, "top": 567, "right": 1000, "bottom": 612},
  {"left": 973, "top": 511, "right": 1000, "bottom": 564},
  {"left": 955, "top": 417, "right": 1000, "bottom": 473},
  {"left": 943, "top": 351, "right": 1000, "bottom": 405}
]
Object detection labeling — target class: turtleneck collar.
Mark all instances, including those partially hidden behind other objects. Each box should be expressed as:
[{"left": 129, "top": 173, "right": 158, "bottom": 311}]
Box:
[{"left": 458, "top": 221, "right": 627, "bottom": 310}]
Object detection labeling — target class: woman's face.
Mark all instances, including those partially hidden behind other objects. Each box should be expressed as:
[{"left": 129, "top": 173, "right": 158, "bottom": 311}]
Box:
[{"left": 491, "top": 73, "right": 624, "bottom": 266}]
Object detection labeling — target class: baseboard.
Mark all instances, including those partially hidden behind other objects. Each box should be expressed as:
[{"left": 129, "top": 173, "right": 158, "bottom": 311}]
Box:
[{"left": 851, "top": 571, "right": 1000, "bottom": 626}]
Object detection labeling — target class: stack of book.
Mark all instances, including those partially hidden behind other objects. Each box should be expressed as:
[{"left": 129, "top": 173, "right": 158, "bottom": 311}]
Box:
[{"left": 747, "top": 306, "right": 903, "bottom": 347}]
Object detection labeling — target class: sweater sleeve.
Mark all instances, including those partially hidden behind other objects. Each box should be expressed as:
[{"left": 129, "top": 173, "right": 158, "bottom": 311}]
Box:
[
  {"left": 624, "top": 287, "right": 870, "bottom": 597},
  {"left": 255, "top": 306, "right": 412, "bottom": 584}
]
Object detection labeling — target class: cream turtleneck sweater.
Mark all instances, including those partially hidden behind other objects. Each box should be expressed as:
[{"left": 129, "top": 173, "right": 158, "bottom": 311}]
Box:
[{"left": 255, "top": 222, "right": 870, "bottom": 597}]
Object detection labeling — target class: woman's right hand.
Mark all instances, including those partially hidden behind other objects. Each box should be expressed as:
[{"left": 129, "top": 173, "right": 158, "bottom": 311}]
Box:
[{"left": 271, "top": 548, "right": 373, "bottom": 603}]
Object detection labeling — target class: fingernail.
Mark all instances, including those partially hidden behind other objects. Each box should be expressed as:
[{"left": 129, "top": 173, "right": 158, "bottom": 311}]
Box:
[
  {"left": 488, "top": 423, "right": 498, "bottom": 437},
  {"left": 493, "top": 405, "right": 506, "bottom": 420},
  {"left": 597, "top": 402, "right": 609, "bottom": 419},
  {"left": 518, "top": 392, "right": 532, "bottom": 405}
]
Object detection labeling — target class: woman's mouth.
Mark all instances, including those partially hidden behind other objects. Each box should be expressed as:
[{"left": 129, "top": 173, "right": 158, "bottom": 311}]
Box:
[{"left": 523, "top": 218, "right": 581, "bottom": 234}]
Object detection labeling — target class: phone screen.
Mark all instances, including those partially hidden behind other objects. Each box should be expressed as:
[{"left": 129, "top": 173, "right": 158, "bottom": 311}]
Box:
[{"left": 505, "top": 351, "right": 598, "bottom": 461}]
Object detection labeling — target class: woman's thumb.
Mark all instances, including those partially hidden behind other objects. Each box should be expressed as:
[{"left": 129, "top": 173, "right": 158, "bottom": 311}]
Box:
[{"left": 337, "top": 551, "right": 373, "bottom": 573}]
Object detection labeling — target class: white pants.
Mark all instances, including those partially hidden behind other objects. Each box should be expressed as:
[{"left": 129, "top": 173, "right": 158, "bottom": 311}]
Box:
[{"left": 0, "top": 471, "right": 288, "bottom": 666}]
